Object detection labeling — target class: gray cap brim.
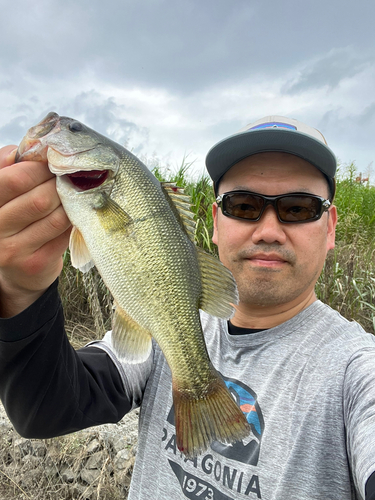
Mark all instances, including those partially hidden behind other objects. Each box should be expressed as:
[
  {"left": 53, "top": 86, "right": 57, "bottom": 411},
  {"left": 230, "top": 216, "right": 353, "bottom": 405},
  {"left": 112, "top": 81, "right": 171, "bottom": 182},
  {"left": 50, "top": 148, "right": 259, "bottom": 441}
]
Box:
[{"left": 206, "top": 128, "right": 337, "bottom": 196}]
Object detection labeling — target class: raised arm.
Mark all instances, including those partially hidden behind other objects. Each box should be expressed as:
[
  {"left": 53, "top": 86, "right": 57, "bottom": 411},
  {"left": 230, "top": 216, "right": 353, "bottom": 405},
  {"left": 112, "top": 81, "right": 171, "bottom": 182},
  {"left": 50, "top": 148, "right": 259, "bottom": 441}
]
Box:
[{"left": 0, "top": 145, "right": 140, "bottom": 438}]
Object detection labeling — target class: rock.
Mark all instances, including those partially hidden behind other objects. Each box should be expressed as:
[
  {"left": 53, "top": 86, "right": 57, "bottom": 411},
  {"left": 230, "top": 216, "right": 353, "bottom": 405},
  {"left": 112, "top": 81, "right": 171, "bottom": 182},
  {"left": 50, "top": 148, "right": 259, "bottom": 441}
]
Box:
[
  {"left": 20, "top": 470, "right": 42, "bottom": 489},
  {"left": 30, "top": 440, "right": 47, "bottom": 457},
  {"left": 0, "top": 418, "right": 13, "bottom": 434},
  {"left": 70, "top": 483, "right": 95, "bottom": 499},
  {"left": 19, "top": 457, "right": 43, "bottom": 489},
  {"left": 21, "top": 454, "right": 40, "bottom": 470},
  {"left": 43, "top": 456, "right": 59, "bottom": 478},
  {"left": 110, "top": 435, "right": 127, "bottom": 455},
  {"left": 86, "top": 450, "right": 105, "bottom": 469},
  {"left": 0, "top": 402, "right": 140, "bottom": 498},
  {"left": 80, "top": 467, "right": 101, "bottom": 485},
  {"left": 12, "top": 438, "right": 32, "bottom": 461},
  {"left": 114, "top": 448, "right": 131, "bottom": 470},
  {"left": 61, "top": 465, "right": 76, "bottom": 483},
  {"left": 86, "top": 437, "right": 101, "bottom": 454}
]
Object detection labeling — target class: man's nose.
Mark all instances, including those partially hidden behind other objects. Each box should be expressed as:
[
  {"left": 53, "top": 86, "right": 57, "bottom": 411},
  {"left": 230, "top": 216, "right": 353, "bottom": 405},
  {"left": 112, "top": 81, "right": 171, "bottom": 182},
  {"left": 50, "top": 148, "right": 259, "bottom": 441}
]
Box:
[{"left": 251, "top": 206, "right": 287, "bottom": 245}]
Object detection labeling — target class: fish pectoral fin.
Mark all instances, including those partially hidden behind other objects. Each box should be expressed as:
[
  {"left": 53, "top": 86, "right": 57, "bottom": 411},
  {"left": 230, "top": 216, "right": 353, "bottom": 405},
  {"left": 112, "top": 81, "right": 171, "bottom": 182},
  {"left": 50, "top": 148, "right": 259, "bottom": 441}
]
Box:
[
  {"left": 95, "top": 195, "right": 134, "bottom": 234},
  {"left": 197, "top": 247, "right": 239, "bottom": 319},
  {"left": 111, "top": 303, "right": 152, "bottom": 364},
  {"left": 69, "top": 226, "right": 95, "bottom": 273}
]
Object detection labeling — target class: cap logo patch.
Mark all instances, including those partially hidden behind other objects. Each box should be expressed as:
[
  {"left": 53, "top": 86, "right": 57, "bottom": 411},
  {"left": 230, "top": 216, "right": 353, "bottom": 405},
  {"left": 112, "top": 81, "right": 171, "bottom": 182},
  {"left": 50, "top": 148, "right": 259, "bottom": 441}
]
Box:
[{"left": 250, "top": 122, "right": 297, "bottom": 131}]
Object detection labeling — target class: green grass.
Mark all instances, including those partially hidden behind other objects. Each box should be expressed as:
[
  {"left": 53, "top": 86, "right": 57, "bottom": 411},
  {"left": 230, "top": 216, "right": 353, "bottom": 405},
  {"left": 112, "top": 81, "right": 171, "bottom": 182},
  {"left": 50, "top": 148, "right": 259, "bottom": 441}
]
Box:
[
  {"left": 316, "top": 162, "right": 375, "bottom": 333},
  {"left": 152, "top": 157, "right": 217, "bottom": 254},
  {"left": 334, "top": 162, "right": 375, "bottom": 244}
]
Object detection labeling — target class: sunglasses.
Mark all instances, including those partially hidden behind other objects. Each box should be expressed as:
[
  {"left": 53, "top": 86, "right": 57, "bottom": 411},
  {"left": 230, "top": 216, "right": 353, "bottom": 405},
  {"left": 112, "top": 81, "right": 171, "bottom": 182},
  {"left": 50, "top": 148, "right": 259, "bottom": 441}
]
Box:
[{"left": 216, "top": 191, "right": 331, "bottom": 224}]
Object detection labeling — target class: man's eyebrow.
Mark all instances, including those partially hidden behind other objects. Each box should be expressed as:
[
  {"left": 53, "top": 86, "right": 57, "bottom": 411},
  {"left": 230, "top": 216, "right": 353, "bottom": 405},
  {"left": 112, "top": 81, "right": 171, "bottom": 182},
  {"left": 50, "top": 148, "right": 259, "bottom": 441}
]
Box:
[
  {"left": 228, "top": 185, "right": 251, "bottom": 191},
  {"left": 223, "top": 186, "right": 319, "bottom": 194}
]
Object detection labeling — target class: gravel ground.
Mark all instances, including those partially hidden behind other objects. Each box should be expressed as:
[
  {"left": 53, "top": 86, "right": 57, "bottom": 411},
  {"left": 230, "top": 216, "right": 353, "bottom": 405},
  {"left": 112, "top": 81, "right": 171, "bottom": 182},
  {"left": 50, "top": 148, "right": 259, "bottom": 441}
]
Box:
[{"left": 0, "top": 401, "right": 140, "bottom": 499}]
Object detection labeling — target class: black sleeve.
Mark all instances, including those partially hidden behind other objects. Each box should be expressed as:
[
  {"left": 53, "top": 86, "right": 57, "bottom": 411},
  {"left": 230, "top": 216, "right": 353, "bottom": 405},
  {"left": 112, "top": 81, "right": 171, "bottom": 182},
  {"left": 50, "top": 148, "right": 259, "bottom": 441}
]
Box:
[
  {"left": 366, "top": 471, "right": 375, "bottom": 500},
  {"left": 0, "top": 279, "right": 132, "bottom": 439}
]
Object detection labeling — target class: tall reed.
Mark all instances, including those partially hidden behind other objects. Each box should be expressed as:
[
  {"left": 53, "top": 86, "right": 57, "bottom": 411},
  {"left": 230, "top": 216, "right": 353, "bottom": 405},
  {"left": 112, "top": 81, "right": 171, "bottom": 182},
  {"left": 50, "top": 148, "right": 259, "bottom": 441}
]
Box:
[{"left": 317, "top": 162, "right": 375, "bottom": 332}]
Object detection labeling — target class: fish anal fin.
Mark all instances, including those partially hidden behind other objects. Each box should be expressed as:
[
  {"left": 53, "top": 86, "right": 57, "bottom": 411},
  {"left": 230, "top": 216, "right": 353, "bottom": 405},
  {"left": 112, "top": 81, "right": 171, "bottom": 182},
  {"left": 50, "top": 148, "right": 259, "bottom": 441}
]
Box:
[
  {"left": 112, "top": 304, "right": 152, "bottom": 364},
  {"left": 197, "top": 247, "right": 239, "bottom": 319},
  {"left": 161, "top": 182, "right": 196, "bottom": 242},
  {"left": 173, "top": 372, "right": 251, "bottom": 458},
  {"left": 69, "top": 226, "right": 95, "bottom": 273}
]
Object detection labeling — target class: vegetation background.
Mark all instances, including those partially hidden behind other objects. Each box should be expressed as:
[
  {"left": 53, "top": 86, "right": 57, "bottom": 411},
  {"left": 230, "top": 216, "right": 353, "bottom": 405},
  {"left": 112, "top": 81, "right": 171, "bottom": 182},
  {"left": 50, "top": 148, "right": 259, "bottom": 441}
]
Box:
[
  {"left": 60, "top": 159, "right": 375, "bottom": 341},
  {"left": 1, "top": 159, "right": 375, "bottom": 500}
]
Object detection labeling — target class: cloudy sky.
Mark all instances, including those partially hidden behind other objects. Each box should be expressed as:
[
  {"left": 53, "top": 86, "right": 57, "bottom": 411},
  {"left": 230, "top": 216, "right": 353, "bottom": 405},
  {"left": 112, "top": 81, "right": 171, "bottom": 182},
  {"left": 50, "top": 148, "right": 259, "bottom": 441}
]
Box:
[{"left": 0, "top": 0, "right": 374, "bottom": 178}]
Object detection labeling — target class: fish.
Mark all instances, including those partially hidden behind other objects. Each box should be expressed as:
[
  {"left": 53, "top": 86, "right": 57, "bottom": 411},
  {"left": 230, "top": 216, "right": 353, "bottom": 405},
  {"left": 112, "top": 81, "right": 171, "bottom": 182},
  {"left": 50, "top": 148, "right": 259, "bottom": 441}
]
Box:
[{"left": 16, "top": 112, "right": 251, "bottom": 458}]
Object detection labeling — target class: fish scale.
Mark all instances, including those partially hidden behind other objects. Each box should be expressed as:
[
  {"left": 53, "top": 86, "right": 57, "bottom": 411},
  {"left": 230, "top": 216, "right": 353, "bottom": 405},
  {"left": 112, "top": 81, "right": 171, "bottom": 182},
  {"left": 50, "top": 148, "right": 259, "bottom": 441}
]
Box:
[{"left": 16, "top": 112, "right": 251, "bottom": 458}]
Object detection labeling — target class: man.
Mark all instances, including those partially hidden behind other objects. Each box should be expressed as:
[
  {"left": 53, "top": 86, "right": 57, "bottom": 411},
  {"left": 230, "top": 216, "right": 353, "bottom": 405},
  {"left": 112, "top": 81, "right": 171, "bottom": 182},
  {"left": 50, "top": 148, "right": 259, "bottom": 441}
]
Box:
[{"left": 0, "top": 115, "right": 374, "bottom": 500}]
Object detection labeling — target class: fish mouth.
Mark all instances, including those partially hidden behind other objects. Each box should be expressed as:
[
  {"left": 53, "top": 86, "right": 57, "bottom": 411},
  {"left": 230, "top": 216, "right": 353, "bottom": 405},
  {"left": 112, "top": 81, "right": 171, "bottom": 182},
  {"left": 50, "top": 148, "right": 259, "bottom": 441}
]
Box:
[{"left": 65, "top": 170, "right": 111, "bottom": 191}]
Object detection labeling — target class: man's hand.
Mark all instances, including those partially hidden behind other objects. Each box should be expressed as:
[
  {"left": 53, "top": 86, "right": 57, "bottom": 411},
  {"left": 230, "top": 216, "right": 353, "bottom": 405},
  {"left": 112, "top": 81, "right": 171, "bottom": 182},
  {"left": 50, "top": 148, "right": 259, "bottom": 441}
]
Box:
[{"left": 0, "top": 145, "right": 71, "bottom": 318}]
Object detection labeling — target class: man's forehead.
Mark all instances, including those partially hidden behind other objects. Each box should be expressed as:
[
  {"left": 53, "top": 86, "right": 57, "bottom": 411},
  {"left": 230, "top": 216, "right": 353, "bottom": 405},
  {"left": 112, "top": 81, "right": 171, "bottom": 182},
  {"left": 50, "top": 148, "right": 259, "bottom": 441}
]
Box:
[
  {"left": 219, "top": 153, "right": 329, "bottom": 196},
  {"left": 222, "top": 152, "right": 326, "bottom": 180}
]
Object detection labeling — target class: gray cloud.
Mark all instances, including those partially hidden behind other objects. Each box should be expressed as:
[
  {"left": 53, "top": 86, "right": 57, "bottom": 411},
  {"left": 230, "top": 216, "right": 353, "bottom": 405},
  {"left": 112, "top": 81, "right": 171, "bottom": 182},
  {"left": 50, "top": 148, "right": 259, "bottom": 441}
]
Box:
[
  {"left": 0, "top": 115, "right": 31, "bottom": 145},
  {"left": 61, "top": 91, "right": 143, "bottom": 147},
  {"left": 2, "top": 0, "right": 375, "bottom": 93},
  {"left": 357, "top": 103, "right": 375, "bottom": 126},
  {"left": 19, "top": 90, "right": 149, "bottom": 154},
  {"left": 0, "top": 0, "right": 374, "bottom": 174},
  {"left": 282, "top": 48, "right": 370, "bottom": 94}
]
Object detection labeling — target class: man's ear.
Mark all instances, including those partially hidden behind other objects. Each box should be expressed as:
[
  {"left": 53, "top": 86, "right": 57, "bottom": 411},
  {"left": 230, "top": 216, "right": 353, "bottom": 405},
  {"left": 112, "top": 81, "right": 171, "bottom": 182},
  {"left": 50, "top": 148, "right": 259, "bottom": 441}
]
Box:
[
  {"left": 212, "top": 202, "right": 219, "bottom": 246},
  {"left": 326, "top": 205, "right": 337, "bottom": 251}
]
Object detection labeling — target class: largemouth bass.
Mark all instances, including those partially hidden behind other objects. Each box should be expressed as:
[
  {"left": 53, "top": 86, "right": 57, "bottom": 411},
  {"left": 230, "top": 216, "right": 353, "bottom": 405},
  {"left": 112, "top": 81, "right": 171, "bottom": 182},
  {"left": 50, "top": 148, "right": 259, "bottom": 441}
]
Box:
[{"left": 16, "top": 112, "right": 250, "bottom": 457}]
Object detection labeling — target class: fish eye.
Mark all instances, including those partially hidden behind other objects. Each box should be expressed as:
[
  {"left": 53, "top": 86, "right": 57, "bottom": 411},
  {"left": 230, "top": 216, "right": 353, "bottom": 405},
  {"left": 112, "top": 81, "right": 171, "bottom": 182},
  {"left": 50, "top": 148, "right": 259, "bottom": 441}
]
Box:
[{"left": 69, "top": 121, "right": 83, "bottom": 132}]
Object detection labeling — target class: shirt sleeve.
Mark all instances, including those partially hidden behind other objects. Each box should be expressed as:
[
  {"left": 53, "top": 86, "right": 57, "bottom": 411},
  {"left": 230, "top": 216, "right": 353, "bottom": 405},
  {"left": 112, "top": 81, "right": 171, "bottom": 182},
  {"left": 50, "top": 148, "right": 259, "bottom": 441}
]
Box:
[
  {"left": 366, "top": 471, "right": 375, "bottom": 500},
  {"left": 87, "top": 330, "right": 155, "bottom": 413},
  {"left": 344, "top": 346, "right": 375, "bottom": 499},
  {"left": 0, "top": 280, "right": 151, "bottom": 439}
]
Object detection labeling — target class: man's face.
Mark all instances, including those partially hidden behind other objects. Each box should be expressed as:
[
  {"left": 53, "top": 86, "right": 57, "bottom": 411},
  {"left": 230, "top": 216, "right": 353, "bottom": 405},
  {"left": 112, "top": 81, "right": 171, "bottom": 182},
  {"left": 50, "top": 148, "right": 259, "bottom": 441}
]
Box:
[{"left": 212, "top": 152, "right": 337, "bottom": 308}]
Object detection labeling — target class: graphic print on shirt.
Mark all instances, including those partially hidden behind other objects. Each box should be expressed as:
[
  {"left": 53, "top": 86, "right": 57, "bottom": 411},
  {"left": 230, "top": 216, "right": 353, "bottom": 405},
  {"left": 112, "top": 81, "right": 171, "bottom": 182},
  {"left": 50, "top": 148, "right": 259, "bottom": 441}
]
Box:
[{"left": 162, "top": 375, "right": 265, "bottom": 499}]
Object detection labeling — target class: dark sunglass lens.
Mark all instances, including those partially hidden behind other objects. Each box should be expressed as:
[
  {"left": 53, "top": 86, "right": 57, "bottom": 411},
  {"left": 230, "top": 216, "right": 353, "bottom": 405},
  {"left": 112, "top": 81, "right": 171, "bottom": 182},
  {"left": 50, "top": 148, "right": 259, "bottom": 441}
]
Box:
[
  {"left": 277, "top": 196, "right": 320, "bottom": 222},
  {"left": 225, "top": 193, "right": 264, "bottom": 219}
]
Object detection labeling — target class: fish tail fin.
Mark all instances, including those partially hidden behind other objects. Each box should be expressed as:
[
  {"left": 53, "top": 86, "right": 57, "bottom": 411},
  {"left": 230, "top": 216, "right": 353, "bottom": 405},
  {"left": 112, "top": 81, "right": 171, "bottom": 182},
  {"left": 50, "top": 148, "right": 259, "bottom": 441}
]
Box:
[{"left": 173, "top": 375, "right": 251, "bottom": 459}]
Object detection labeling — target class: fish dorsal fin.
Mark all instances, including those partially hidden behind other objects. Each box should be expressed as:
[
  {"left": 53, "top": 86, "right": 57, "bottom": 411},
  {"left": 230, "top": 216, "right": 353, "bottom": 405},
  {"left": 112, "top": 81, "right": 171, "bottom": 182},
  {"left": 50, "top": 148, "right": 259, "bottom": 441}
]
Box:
[
  {"left": 197, "top": 247, "right": 239, "bottom": 319},
  {"left": 69, "top": 226, "right": 95, "bottom": 273},
  {"left": 111, "top": 303, "right": 153, "bottom": 363},
  {"left": 161, "top": 182, "right": 196, "bottom": 242}
]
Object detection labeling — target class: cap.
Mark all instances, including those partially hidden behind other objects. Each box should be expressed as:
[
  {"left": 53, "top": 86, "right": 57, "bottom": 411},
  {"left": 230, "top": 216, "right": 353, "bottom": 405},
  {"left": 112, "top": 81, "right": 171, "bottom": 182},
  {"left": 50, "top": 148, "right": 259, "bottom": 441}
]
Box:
[{"left": 205, "top": 115, "right": 337, "bottom": 199}]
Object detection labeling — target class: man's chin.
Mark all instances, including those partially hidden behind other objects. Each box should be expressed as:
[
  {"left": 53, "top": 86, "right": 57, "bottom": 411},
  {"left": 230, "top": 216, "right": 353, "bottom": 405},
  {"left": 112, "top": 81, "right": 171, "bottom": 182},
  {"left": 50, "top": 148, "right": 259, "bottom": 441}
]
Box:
[{"left": 236, "top": 279, "right": 295, "bottom": 307}]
